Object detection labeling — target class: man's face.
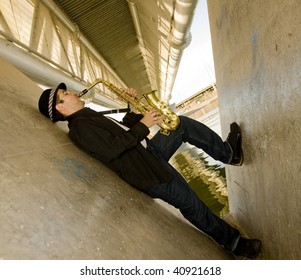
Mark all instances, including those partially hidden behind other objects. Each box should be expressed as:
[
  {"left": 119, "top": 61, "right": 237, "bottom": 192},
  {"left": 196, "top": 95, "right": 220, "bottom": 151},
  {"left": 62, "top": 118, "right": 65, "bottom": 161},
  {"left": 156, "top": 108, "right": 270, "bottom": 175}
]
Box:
[
  {"left": 55, "top": 89, "right": 85, "bottom": 116},
  {"left": 57, "top": 89, "right": 85, "bottom": 107}
]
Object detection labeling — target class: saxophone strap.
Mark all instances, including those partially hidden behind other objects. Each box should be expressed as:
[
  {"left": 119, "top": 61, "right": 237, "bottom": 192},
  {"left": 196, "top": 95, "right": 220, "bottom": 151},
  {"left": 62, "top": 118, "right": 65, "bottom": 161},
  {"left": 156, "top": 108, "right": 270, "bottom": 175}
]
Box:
[{"left": 100, "top": 107, "right": 130, "bottom": 115}]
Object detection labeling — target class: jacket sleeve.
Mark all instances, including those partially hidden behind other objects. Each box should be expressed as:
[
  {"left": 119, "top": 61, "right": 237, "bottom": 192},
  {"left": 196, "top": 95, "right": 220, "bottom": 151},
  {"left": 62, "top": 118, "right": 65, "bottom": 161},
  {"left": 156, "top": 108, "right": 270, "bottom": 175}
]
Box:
[
  {"left": 121, "top": 112, "right": 144, "bottom": 128},
  {"left": 68, "top": 117, "right": 150, "bottom": 164}
]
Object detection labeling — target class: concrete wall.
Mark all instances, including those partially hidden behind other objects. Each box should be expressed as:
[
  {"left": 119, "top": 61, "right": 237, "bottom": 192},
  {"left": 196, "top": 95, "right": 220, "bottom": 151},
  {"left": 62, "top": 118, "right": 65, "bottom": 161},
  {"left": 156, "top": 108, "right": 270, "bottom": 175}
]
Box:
[
  {"left": 207, "top": 0, "right": 301, "bottom": 259},
  {"left": 0, "top": 57, "right": 235, "bottom": 260}
]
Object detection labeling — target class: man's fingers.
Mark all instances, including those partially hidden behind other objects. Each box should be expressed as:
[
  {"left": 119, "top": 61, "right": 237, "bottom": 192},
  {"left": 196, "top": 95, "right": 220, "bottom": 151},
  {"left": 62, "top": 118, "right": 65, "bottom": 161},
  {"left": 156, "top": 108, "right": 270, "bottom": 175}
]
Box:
[{"left": 125, "top": 88, "right": 137, "bottom": 97}]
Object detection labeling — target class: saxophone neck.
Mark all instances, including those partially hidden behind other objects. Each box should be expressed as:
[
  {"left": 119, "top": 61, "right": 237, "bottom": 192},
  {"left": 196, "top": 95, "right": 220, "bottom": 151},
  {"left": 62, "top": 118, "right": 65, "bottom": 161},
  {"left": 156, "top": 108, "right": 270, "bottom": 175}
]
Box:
[{"left": 79, "top": 79, "right": 104, "bottom": 97}]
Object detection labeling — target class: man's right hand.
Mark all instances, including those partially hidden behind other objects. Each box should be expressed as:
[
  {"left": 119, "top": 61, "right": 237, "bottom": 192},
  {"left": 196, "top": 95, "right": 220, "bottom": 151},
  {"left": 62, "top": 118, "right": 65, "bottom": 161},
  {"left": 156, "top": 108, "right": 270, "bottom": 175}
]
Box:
[{"left": 140, "top": 110, "right": 163, "bottom": 128}]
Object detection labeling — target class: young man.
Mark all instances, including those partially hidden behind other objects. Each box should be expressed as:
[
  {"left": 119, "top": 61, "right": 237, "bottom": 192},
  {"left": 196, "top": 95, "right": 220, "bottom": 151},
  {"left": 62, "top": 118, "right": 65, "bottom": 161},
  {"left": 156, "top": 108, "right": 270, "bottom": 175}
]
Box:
[{"left": 38, "top": 82, "right": 261, "bottom": 259}]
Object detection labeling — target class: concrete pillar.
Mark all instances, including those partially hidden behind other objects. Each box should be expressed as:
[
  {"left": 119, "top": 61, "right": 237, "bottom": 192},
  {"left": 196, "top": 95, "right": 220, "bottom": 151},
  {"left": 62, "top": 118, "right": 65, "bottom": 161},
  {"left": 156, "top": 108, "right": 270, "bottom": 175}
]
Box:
[{"left": 207, "top": 0, "right": 301, "bottom": 259}]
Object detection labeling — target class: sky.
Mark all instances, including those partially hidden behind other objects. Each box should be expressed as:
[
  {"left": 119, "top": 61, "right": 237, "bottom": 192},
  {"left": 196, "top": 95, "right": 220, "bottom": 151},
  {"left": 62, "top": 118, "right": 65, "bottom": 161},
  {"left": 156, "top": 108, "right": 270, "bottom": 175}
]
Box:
[{"left": 170, "top": 0, "right": 216, "bottom": 104}]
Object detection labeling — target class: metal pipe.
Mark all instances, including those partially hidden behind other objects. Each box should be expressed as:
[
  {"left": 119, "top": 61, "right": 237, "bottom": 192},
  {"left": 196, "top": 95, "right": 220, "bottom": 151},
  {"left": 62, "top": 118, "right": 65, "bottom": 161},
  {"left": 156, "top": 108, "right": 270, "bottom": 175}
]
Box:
[
  {"left": 127, "top": 0, "right": 197, "bottom": 103},
  {"left": 164, "top": 0, "right": 198, "bottom": 102},
  {"left": 0, "top": 37, "right": 122, "bottom": 108}
]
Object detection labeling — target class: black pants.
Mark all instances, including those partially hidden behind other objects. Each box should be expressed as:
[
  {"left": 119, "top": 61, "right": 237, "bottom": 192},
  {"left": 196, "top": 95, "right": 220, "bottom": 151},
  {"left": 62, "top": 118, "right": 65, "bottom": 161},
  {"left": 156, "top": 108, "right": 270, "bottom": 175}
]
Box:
[{"left": 146, "top": 116, "right": 240, "bottom": 251}]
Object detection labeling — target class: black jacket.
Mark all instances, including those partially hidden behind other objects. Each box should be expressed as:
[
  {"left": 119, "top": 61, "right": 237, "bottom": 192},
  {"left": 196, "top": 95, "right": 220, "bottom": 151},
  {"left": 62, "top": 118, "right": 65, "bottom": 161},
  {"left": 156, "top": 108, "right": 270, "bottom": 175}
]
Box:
[{"left": 67, "top": 108, "right": 173, "bottom": 191}]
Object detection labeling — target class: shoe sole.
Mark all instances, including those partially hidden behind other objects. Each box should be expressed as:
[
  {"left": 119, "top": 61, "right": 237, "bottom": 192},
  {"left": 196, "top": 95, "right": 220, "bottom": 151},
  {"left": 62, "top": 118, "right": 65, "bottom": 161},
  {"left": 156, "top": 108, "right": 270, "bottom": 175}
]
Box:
[
  {"left": 230, "top": 122, "right": 244, "bottom": 166},
  {"left": 231, "top": 151, "right": 244, "bottom": 166}
]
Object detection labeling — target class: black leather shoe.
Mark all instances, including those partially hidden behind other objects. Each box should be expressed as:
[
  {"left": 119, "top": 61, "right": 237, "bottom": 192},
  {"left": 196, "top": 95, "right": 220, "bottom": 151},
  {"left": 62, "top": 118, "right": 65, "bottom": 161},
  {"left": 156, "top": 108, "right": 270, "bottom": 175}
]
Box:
[
  {"left": 226, "top": 122, "right": 244, "bottom": 166},
  {"left": 234, "top": 237, "right": 262, "bottom": 259}
]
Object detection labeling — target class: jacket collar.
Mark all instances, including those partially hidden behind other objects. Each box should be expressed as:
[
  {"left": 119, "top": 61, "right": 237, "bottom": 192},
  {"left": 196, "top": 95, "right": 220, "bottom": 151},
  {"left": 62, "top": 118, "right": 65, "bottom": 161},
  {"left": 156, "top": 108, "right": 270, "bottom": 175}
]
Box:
[{"left": 66, "top": 107, "right": 100, "bottom": 121}]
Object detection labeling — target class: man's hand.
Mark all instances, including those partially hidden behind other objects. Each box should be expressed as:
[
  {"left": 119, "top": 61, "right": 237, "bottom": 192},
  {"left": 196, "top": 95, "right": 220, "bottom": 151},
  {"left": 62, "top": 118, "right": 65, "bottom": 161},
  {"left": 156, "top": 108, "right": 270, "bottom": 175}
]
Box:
[
  {"left": 117, "top": 88, "right": 137, "bottom": 102},
  {"left": 124, "top": 88, "right": 137, "bottom": 97},
  {"left": 140, "top": 110, "right": 163, "bottom": 128}
]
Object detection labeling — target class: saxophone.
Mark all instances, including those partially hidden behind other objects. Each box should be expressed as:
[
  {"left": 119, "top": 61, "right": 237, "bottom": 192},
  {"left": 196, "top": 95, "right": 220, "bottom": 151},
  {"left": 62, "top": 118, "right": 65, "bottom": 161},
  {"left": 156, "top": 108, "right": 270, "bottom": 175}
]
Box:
[{"left": 79, "top": 79, "right": 180, "bottom": 135}]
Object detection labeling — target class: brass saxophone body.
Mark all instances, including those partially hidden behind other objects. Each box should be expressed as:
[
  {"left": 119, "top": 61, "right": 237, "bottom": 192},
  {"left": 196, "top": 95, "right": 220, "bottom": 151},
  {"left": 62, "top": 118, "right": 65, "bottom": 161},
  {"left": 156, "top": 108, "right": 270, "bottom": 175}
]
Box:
[{"left": 79, "top": 79, "right": 180, "bottom": 135}]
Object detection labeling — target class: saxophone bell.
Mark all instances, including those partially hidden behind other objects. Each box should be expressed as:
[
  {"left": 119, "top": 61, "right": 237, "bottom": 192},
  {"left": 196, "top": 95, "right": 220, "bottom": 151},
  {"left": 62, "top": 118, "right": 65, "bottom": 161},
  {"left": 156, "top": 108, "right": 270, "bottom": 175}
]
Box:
[{"left": 143, "top": 91, "right": 179, "bottom": 135}]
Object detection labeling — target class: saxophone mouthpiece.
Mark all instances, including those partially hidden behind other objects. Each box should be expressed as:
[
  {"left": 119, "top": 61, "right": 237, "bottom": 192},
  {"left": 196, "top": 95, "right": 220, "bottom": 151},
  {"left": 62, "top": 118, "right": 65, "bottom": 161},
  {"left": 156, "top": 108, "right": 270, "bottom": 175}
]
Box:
[{"left": 79, "top": 88, "right": 88, "bottom": 97}]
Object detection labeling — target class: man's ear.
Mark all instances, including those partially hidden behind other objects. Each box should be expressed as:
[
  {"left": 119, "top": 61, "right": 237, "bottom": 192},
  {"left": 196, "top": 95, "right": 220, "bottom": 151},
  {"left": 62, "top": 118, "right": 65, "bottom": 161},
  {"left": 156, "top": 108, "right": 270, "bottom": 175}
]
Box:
[{"left": 55, "top": 103, "right": 63, "bottom": 113}]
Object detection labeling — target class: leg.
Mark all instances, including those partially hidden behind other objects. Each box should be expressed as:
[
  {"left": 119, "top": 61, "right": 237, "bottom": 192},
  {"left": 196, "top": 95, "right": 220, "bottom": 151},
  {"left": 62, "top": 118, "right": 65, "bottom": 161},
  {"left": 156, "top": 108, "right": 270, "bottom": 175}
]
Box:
[
  {"left": 146, "top": 160, "right": 240, "bottom": 251},
  {"left": 149, "top": 116, "right": 232, "bottom": 163}
]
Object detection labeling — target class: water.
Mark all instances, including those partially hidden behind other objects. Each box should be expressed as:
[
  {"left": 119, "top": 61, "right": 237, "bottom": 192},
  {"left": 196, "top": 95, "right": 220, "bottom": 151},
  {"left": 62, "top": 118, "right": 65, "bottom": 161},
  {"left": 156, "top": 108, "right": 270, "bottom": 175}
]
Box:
[{"left": 170, "top": 108, "right": 229, "bottom": 217}]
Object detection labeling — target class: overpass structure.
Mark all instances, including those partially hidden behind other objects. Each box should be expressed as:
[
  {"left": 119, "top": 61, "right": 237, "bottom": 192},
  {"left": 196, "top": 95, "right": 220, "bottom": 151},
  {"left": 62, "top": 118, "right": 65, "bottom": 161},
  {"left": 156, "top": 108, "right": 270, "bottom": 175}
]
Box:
[
  {"left": 0, "top": 0, "right": 300, "bottom": 260},
  {"left": 0, "top": 0, "right": 196, "bottom": 105},
  {"left": 176, "top": 84, "right": 218, "bottom": 118}
]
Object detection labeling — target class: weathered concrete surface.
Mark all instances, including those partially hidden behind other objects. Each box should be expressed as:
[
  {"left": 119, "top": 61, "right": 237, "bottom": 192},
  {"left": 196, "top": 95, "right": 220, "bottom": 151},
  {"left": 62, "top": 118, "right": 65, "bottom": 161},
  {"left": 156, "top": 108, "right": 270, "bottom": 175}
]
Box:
[
  {"left": 207, "top": 0, "right": 301, "bottom": 259},
  {"left": 0, "top": 57, "right": 235, "bottom": 259}
]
